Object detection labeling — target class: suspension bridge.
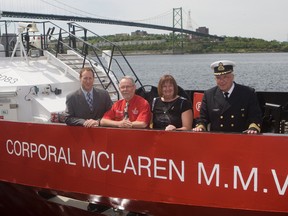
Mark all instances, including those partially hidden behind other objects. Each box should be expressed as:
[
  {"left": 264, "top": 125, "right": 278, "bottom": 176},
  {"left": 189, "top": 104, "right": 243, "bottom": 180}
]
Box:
[{"left": 0, "top": 1, "right": 222, "bottom": 40}]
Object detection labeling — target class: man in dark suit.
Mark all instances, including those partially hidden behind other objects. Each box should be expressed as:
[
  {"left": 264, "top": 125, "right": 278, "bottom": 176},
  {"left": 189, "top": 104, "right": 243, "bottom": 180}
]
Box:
[
  {"left": 193, "top": 60, "right": 262, "bottom": 134},
  {"left": 64, "top": 67, "right": 112, "bottom": 127}
]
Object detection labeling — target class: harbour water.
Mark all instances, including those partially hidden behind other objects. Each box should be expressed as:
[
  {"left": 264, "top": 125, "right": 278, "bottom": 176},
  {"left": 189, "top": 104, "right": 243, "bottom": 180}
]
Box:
[{"left": 124, "top": 52, "right": 288, "bottom": 92}]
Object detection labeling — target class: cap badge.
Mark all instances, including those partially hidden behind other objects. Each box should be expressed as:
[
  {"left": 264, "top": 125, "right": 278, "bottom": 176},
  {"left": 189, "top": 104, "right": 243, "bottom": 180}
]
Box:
[{"left": 218, "top": 62, "right": 225, "bottom": 71}]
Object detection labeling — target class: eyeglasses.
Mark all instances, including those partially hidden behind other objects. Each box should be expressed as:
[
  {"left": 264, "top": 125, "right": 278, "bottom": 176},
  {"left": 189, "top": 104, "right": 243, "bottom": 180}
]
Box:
[{"left": 119, "top": 85, "right": 134, "bottom": 90}]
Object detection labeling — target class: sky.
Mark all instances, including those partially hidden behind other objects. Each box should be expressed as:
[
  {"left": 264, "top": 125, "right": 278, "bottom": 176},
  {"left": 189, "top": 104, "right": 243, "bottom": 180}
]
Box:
[{"left": 1, "top": 0, "right": 288, "bottom": 42}]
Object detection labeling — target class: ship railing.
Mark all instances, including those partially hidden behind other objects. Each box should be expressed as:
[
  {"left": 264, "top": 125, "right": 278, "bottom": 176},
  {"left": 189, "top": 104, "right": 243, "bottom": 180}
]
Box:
[
  {"left": 48, "top": 39, "right": 120, "bottom": 100},
  {"left": 42, "top": 21, "right": 144, "bottom": 89},
  {"left": 67, "top": 22, "right": 144, "bottom": 89},
  {"left": 41, "top": 22, "right": 121, "bottom": 100}
]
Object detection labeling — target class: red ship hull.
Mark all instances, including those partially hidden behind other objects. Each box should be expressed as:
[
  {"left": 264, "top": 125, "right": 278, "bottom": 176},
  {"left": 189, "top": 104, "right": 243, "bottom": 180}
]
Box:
[{"left": 0, "top": 121, "right": 288, "bottom": 215}]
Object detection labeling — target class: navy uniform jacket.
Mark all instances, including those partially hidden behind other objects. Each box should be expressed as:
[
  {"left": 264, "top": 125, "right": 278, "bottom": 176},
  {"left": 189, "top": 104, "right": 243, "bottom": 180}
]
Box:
[
  {"left": 65, "top": 88, "right": 112, "bottom": 126},
  {"left": 198, "top": 82, "right": 262, "bottom": 132}
]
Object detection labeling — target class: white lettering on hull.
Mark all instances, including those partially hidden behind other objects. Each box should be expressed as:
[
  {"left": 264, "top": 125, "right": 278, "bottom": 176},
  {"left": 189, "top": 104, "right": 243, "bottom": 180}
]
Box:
[
  {"left": 271, "top": 169, "right": 288, "bottom": 195},
  {"left": 6, "top": 139, "right": 76, "bottom": 165},
  {"left": 82, "top": 150, "right": 185, "bottom": 182},
  {"left": 5, "top": 139, "right": 288, "bottom": 196}
]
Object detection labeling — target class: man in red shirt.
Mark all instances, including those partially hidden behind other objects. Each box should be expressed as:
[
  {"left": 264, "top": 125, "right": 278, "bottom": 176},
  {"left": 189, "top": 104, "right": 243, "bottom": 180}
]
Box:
[{"left": 100, "top": 76, "right": 151, "bottom": 128}]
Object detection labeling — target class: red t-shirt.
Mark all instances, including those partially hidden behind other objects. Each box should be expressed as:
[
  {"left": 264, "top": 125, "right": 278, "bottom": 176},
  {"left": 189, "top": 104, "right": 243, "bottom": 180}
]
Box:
[{"left": 102, "top": 95, "right": 151, "bottom": 126}]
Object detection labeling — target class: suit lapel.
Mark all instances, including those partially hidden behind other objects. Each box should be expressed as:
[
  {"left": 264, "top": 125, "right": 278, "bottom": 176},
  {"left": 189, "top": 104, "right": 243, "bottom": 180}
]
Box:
[{"left": 78, "top": 89, "right": 91, "bottom": 111}]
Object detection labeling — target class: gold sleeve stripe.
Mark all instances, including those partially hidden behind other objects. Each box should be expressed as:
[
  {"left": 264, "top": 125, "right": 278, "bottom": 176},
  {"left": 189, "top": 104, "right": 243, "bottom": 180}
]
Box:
[
  {"left": 248, "top": 123, "right": 261, "bottom": 132},
  {"left": 196, "top": 124, "right": 206, "bottom": 131}
]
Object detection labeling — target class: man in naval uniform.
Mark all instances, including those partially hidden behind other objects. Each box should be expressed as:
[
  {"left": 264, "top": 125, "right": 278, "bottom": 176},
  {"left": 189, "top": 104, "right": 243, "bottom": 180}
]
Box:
[{"left": 193, "top": 60, "right": 262, "bottom": 134}]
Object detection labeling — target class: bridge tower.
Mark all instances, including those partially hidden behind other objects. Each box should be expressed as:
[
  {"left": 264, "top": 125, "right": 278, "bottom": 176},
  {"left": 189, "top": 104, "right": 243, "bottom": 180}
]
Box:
[
  {"left": 186, "top": 10, "right": 193, "bottom": 30},
  {"left": 186, "top": 10, "right": 193, "bottom": 39},
  {"left": 172, "top": 7, "right": 184, "bottom": 54}
]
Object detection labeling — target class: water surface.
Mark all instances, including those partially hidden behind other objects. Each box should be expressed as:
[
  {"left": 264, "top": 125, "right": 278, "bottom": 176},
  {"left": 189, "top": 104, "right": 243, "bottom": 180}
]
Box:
[{"left": 124, "top": 53, "right": 288, "bottom": 91}]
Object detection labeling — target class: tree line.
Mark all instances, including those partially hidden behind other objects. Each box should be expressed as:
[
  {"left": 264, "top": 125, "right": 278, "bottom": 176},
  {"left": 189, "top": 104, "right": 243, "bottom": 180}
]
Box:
[{"left": 89, "top": 33, "right": 288, "bottom": 54}]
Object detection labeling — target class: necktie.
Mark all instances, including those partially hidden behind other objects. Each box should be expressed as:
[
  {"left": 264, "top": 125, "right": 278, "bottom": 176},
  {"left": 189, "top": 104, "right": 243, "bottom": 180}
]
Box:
[
  {"left": 224, "top": 92, "right": 229, "bottom": 100},
  {"left": 87, "top": 92, "right": 93, "bottom": 110},
  {"left": 124, "top": 101, "right": 129, "bottom": 119}
]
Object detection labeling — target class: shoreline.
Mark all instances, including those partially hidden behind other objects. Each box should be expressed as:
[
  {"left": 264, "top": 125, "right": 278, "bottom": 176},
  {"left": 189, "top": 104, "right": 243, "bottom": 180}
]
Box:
[{"left": 119, "top": 50, "right": 288, "bottom": 56}]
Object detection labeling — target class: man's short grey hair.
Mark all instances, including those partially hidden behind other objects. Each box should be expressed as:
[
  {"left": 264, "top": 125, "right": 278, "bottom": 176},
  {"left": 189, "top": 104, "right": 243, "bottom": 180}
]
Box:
[{"left": 120, "top": 76, "right": 135, "bottom": 85}]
